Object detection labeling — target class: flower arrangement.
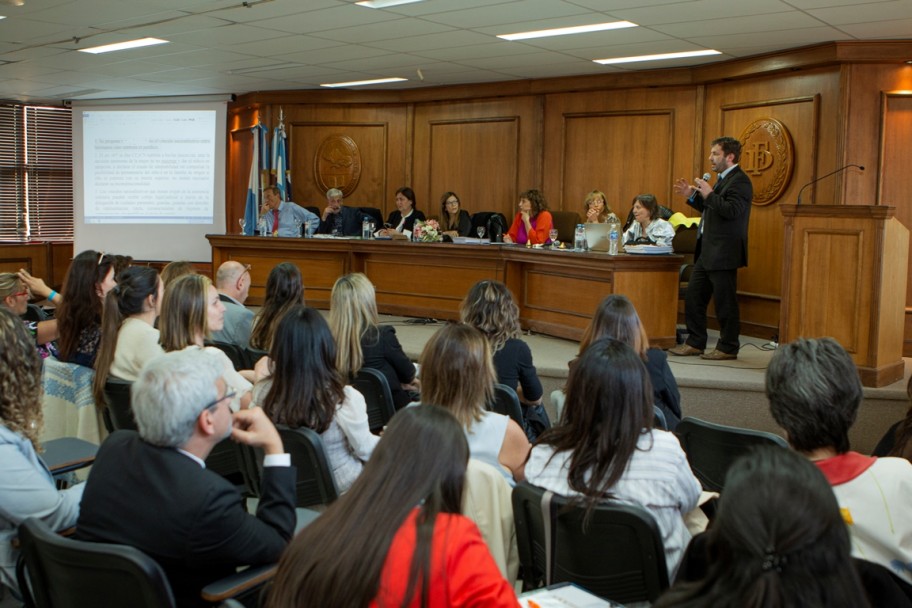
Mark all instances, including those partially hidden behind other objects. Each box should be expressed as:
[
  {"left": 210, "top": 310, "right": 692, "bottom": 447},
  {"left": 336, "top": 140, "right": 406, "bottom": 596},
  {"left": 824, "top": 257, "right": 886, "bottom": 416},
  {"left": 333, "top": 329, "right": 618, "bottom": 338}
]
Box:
[{"left": 412, "top": 219, "right": 442, "bottom": 242}]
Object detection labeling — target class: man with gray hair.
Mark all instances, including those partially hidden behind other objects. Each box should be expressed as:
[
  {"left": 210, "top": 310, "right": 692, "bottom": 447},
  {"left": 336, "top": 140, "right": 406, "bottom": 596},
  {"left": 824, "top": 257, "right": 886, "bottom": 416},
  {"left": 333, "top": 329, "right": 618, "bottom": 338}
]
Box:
[
  {"left": 317, "top": 187, "right": 362, "bottom": 236},
  {"left": 210, "top": 260, "right": 254, "bottom": 347},
  {"left": 76, "top": 349, "right": 295, "bottom": 607},
  {"left": 766, "top": 337, "right": 912, "bottom": 585}
]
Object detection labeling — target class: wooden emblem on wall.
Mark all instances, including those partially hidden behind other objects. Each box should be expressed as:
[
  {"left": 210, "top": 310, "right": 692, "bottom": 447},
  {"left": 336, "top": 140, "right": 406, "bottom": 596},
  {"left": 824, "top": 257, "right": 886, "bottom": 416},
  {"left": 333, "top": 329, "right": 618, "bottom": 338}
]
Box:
[
  {"left": 739, "top": 118, "right": 794, "bottom": 206},
  {"left": 314, "top": 135, "right": 362, "bottom": 197}
]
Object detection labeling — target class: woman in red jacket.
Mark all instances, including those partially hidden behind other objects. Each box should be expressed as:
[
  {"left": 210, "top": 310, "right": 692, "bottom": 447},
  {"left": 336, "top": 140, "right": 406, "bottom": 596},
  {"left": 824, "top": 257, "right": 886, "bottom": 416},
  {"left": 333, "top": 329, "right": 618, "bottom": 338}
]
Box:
[
  {"left": 265, "top": 405, "right": 517, "bottom": 608},
  {"left": 503, "top": 188, "right": 553, "bottom": 245}
]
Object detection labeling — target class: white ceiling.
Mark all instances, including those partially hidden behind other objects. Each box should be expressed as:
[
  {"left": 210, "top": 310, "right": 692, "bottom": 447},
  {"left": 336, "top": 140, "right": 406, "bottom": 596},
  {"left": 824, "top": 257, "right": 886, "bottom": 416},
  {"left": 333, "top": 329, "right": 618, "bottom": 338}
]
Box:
[{"left": 0, "top": 0, "right": 910, "bottom": 103}]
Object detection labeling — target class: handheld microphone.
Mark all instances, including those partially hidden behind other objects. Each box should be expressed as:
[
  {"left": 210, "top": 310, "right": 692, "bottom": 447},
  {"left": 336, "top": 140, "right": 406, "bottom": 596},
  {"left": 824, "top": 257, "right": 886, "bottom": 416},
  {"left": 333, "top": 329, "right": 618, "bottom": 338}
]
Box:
[
  {"left": 702, "top": 172, "right": 711, "bottom": 182},
  {"left": 796, "top": 164, "right": 864, "bottom": 205}
]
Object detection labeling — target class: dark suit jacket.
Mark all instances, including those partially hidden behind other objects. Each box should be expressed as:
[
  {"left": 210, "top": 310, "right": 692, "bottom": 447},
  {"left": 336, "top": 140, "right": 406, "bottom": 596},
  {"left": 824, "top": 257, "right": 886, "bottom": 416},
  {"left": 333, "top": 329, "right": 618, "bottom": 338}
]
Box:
[
  {"left": 316, "top": 205, "right": 362, "bottom": 236},
  {"left": 385, "top": 209, "right": 426, "bottom": 234},
  {"left": 687, "top": 165, "right": 753, "bottom": 271},
  {"left": 361, "top": 325, "right": 415, "bottom": 409},
  {"left": 75, "top": 431, "right": 296, "bottom": 608}
]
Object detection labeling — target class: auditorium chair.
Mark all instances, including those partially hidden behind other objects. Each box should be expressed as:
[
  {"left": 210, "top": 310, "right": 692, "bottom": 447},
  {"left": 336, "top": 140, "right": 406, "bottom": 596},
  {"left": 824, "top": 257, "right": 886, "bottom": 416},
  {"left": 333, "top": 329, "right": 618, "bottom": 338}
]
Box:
[
  {"left": 512, "top": 482, "right": 669, "bottom": 604},
  {"left": 487, "top": 384, "right": 523, "bottom": 428},
  {"left": 352, "top": 367, "right": 396, "bottom": 434},
  {"left": 549, "top": 210, "right": 581, "bottom": 244},
  {"left": 205, "top": 340, "right": 248, "bottom": 372},
  {"left": 675, "top": 417, "right": 789, "bottom": 492},
  {"left": 262, "top": 426, "right": 339, "bottom": 509},
  {"left": 15, "top": 518, "right": 274, "bottom": 608},
  {"left": 102, "top": 377, "right": 137, "bottom": 432}
]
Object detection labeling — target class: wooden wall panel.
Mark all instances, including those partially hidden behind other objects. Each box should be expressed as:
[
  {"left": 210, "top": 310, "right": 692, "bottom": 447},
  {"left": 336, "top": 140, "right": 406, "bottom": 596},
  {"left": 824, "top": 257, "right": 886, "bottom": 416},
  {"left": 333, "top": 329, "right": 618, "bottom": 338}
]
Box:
[{"left": 412, "top": 98, "right": 540, "bottom": 222}]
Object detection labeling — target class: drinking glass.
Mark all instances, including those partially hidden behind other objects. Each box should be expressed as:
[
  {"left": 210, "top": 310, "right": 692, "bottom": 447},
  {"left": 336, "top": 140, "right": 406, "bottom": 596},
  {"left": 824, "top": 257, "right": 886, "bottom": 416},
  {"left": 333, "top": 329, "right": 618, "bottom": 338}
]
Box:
[
  {"left": 294, "top": 218, "right": 303, "bottom": 237},
  {"left": 549, "top": 228, "right": 559, "bottom": 247},
  {"left": 238, "top": 218, "right": 246, "bottom": 235},
  {"left": 477, "top": 226, "right": 486, "bottom": 239}
]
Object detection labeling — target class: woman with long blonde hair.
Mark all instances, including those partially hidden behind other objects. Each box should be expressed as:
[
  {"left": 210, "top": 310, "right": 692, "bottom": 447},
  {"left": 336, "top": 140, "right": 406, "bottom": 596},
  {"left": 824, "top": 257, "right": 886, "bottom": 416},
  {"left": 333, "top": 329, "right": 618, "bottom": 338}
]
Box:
[{"left": 0, "top": 272, "right": 58, "bottom": 359}]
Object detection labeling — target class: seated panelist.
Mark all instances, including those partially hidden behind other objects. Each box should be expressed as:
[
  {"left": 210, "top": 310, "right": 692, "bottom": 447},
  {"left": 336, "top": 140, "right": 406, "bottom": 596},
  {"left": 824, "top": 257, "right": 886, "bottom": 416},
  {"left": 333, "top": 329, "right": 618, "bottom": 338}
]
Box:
[
  {"left": 260, "top": 186, "right": 319, "bottom": 238},
  {"left": 584, "top": 189, "right": 617, "bottom": 224},
  {"left": 440, "top": 191, "right": 472, "bottom": 238},
  {"left": 317, "top": 188, "right": 362, "bottom": 236},
  {"left": 376, "top": 187, "right": 425, "bottom": 238},
  {"left": 623, "top": 194, "right": 675, "bottom": 247},
  {"left": 504, "top": 189, "right": 553, "bottom": 246}
]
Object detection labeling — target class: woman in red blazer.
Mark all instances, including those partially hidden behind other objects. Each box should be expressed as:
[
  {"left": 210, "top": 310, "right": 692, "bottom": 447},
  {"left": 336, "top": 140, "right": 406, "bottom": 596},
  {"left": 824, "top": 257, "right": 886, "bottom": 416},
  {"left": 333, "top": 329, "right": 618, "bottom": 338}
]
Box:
[{"left": 504, "top": 188, "right": 553, "bottom": 245}]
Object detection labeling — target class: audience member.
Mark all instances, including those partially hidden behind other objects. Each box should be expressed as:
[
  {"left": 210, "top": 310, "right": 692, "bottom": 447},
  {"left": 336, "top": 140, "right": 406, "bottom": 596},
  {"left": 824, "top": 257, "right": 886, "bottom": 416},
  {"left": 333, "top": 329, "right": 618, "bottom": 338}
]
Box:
[
  {"left": 460, "top": 280, "right": 547, "bottom": 438},
  {"left": 440, "top": 191, "right": 472, "bottom": 238},
  {"left": 249, "top": 262, "right": 304, "bottom": 351},
  {"left": 260, "top": 186, "right": 319, "bottom": 237},
  {"left": 160, "top": 274, "right": 253, "bottom": 410},
  {"left": 872, "top": 376, "right": 912, "bottom": 461},
  {"left": 209, "top": 261, "right": 254, "bottom": 347},
  {"left": 330, "top": 273, "right": 418, "bottom": 409},
  {"left": 0, "top": 272, "right": 58, "bottom": 359},
  {"left": 766, "top": 337, "right": 912, "bottom": 585},
  {"left": 91, "top": 266, "right": 164, "bottom": 405},
  {"left": 0, "top": 308, "right": 84, "bottom": 597},
  {"left": 503, "top": 188, "right": 553, "bottom": 245},
  {"left": 420, "top": 323, "right": 530, "bottom": 482},
  {"left": 264, "top": 406, "right": 517, "bottom": 608},
  {"left": 584, "top": 189, "right": 616, "bottom": 224},
  {"left": 525, "top": 337, "right": 700, "bottom": 578},
  {"left": 160, "top": 260, "right": 196, "bottom": 288},
  {"left": 15, "top": 267, "right": 62, "bottom": 305},
  {"left": 576, "top": 294, "right": 681, "bottom": 428},
  {"left": 376, "top": 186, "right": 425, "bottom": 239},
  {"left": 56, "top": 250, "right": 117, "bottom": 368},
  {"left": 656, "top": 446, "right": 871, "bottom": 608},
  {"left": 623, "top": 194, "right": 675, "bottom": 247},
  {"left": 317, "top": 188, "right": 361, "bottom": 236},
  {"left": 76, "top": 349, "right": 296, "bottom": 608},
  {"left": 109, "top": 254, "right": 133, "bottom": 277},
  {"left": 254, "top": 306, "right": 378, "bottom": 493}
]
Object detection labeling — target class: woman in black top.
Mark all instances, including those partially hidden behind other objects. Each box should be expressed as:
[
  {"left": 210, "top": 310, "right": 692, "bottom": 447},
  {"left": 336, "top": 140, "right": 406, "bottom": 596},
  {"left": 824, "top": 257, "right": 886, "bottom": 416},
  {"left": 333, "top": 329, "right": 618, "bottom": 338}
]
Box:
[
  {"left": 440, "top": 191, "right": 472, "bottom": 238},
  {"left": 377, "top": 187, "right": 426, "bottom": 239}
]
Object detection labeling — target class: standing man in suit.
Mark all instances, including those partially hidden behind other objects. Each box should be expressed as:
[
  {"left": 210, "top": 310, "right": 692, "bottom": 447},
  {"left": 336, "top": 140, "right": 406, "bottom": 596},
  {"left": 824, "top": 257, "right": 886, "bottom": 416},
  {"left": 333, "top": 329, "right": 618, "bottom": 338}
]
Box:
[
  {"left": 210, "top": 261, "right": 254, "bottom": 347},
  {"left": 75, "top": 349, "right": 296, "bottom": 607},
  {"left": 261, "top": 186, "right": 319, "bottom": 237},
  {"left": 317, "top": 188, "right": 362, "bottom": 236},
  {"left": 669, "top": 136, "right": 753, "bottom": 360}
]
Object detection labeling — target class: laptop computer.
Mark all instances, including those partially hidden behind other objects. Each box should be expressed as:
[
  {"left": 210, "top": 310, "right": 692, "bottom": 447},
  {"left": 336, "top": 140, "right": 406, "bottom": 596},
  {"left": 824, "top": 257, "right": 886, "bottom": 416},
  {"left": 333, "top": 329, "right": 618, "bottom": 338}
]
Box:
[{"left": 584, "top": 223, "right": 613, "bottom": 252}]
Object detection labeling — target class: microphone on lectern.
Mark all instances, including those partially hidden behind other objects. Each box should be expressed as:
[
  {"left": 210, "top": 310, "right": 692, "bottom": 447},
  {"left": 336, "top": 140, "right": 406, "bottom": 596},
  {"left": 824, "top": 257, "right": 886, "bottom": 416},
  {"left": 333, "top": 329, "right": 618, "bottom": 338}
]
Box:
[{"left": 796, "top": 164, "right": 864, "bottom": 205}]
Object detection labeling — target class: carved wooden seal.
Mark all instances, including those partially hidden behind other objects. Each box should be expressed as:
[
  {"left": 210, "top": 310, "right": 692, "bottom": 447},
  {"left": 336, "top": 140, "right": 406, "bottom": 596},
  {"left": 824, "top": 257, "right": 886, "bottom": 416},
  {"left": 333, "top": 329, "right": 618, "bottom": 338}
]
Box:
[
  {"left": 739, "top": 118, "right": 794, "bottom": 206},
  {"left": 314, "top": 135, "right": 361, "bottom": 197}
]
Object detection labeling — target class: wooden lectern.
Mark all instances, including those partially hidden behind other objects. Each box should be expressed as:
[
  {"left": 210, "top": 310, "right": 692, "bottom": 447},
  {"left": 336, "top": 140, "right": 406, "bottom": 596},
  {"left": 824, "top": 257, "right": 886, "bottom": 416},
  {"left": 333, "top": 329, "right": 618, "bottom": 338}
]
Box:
[{"left": 780, "top": 205, "right": 908, "bottom": 387}]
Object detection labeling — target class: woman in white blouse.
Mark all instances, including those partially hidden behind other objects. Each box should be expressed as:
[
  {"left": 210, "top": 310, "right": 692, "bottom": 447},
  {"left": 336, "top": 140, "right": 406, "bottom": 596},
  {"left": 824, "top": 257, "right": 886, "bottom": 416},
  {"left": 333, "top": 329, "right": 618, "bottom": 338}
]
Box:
[
  {"left": 254, "top": 305, "right": 378, "bottom": 493},
  {"left": 524, "top": 337, "right": 700, "bottom": 579},
  {"left": 623, "top": 194, "right": 675, "bottom": 247}
]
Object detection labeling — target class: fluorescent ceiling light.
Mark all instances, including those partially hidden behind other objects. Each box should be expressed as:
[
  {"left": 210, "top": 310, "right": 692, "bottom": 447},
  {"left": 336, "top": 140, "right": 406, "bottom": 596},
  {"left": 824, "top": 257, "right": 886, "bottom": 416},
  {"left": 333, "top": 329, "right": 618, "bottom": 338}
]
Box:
[
  {"left": 595, "top": 49, "right": 721, "bottom": 65},
  {"left": 78, "top": 37, "right": 169, "bottom": 55},
  {"left": 355, "top": 0, "right": 424, "bottom": 7},
  {"left": 498, "top": 21, "right": 637, "bottom": 41},
  {"left": 321, "top": 77, "right": 407, "bottom": 88}
]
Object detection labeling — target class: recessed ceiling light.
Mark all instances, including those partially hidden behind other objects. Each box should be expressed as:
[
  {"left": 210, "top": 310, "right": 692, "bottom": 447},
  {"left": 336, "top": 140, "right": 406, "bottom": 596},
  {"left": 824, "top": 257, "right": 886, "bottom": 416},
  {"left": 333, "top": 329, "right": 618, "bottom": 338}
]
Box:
[
  {"left": 321, "top": 77, "right": 407, "bottom": 88},
  {"left": 595, "top": 49, "right": 721, "bottom": 65},
  {"left": 78, "top": 37, "right": 169, "bottom": 55},
  {"left": 498, "top": 21, "right": 637, "bottom": 42},
  {"left": 355, "top": 0, "right": 424, "bottom": 8}
]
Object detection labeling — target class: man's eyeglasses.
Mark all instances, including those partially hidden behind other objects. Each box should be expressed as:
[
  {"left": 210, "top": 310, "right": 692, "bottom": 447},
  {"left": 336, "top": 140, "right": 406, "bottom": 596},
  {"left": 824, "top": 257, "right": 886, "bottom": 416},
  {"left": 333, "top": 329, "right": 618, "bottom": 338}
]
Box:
[{"left": 201, "top": 389, "right": 237, "bottom": 413}]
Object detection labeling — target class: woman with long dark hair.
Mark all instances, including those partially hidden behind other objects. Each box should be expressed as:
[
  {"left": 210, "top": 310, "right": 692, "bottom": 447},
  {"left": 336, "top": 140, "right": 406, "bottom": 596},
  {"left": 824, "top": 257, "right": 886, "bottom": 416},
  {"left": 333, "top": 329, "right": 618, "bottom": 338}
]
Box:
[
  {"left": 56, "top": 250, "right": 117, "bottom": 367},
  {"left": 525, "top": 337, "right": 700, "bottom": 578},
  {"left": 576, "top": 294, "right": 682, "bottom": 428},
  {"left": 264, "top": 405, "right": 516, "bottom": 607},
  {"left": 420, "top": 323, "right": 531, "bottom": 482},
  {"left": 92, "top": 266, "right": 164, "bottom": 405},
  {"left": 254, "top": 306, "right": 378, "bottom": 492},
  {"left": 655, "top": 446, "right": 870, "bottom": 608},
  {"left": 249, "top": 262, "right": 304, "bottom": 351},
  {"left": 439, "top": 191, "right": 472, "bottom": 238}
]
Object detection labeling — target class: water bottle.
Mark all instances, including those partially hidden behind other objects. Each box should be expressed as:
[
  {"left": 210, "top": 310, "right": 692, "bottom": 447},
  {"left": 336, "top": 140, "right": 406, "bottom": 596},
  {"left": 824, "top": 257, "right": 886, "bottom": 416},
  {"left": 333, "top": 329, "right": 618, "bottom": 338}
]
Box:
[
  {"left": 362, "top": 218, "right": 371, "bottom": 239},
  {"left": 574, "top": 224, "right": 586, "bottom": 252},
  {"left": 608, "top": 217, "right": 620, "bottom": 255}
]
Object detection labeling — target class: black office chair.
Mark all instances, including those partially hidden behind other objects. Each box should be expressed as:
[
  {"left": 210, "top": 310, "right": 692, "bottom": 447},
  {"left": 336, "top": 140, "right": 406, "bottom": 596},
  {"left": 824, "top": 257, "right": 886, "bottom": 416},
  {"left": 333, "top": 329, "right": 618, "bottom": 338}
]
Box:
[
  {"left": 16, "top": 518, "right": 273, "bottom": 608},
  {"left": 352, "top": 367, "right": 396, "bottom": 434},
  {"left": 359, "top": 206, "right": 383, "bottom": 227},
  {"left": 205, "top": 341, "right": 248, "bottom": 371},
  {"left": 470, "top": 212, "right": 508, "bottom": 242},
  {"left": 102, "top": 377, "right": 137, "bottom": 432},
  {"left": 487, "top": 384, "right": 524, "bottom": 428},
  {"left": 549, "top": 210, "right": 582, "bottom": 244},
  {"left": 512, "top": 482, "right": 669, "bottom": 604},
  {"left": 276, "top": 426, "right": 339, "bottom": 509},
  {"left": 675, "top": 416, "right": 789, "bottom": 492}
]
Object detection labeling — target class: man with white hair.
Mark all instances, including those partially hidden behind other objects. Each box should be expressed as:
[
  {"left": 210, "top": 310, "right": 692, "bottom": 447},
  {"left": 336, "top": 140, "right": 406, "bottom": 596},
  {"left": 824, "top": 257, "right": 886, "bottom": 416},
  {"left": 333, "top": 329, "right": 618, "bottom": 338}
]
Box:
[
  {"left": 316, "top": 188, "right": 362, "bottom": 236},
  {"left": 76, "top": 349, "right": 295, "bottom": 607},
  {"left": 210, "top": 260, "right": 254, "bottom": 347}
]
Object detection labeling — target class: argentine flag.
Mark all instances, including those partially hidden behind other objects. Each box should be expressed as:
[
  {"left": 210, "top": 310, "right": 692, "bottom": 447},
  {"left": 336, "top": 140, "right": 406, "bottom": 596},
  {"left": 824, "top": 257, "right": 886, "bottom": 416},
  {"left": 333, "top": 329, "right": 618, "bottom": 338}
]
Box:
[
  {"left": 243, "top": 124, "right": 268, "bottom": 235},
  {"left": 272, "top": 120, "right": 290, "bottom": 201}
]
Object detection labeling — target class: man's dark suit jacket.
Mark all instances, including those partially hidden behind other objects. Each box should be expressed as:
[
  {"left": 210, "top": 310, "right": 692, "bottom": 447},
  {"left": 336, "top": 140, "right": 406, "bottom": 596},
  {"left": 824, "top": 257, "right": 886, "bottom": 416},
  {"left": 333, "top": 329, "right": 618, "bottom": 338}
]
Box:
[
  {"left": 687, "top": 165, "right": 753, "bottom": 271},
  {"left": 75, "top": 431, "right": 296, "bottom": 608},
  {"left": 316, "top": 205, "right": 362, "bottom": 236}
]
